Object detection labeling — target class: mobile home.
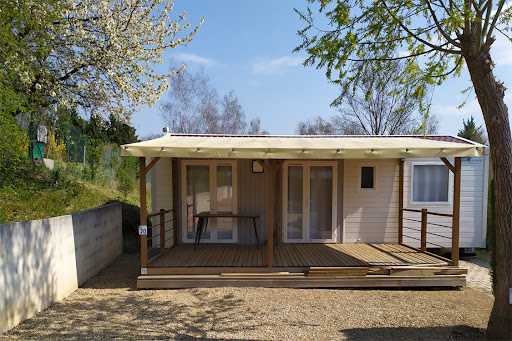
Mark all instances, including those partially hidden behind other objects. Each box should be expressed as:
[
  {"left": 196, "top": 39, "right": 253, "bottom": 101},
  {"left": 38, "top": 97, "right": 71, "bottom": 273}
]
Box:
[{"left": 121, "top": 134, "right": 488, "bottom": 288}]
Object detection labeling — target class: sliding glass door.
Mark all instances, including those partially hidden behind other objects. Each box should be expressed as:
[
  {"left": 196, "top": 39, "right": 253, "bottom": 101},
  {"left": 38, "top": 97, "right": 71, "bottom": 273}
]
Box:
[
  {"left": 181, "top": 160, "right": 237, "bottom": 243},
  {"left": 283, "top": 161, "right": 337, "bottom": 243}
]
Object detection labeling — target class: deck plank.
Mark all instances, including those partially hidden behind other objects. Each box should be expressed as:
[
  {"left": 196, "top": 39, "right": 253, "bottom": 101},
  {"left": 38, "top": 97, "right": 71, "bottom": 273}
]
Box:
[
  {"left": 282, "top": 245, "right": 300, "bottom": 267},
  {"left": 147, "top": 243, "right": 447, "bottom": 269},
  {"left": 371, "top": 244, "right": 423, "bottom": 264},
  {"left": 326, "top": 244, "right": 361, "bottom": 266}
]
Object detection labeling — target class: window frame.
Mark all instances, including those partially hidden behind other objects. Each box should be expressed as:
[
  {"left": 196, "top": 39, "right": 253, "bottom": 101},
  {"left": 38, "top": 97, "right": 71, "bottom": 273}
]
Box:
[
  {"left": 408, "top": 160, "right": 453, "bottom": 207},
  {"left": 356, "top": 163, "right": 377, "bottom": 192}
]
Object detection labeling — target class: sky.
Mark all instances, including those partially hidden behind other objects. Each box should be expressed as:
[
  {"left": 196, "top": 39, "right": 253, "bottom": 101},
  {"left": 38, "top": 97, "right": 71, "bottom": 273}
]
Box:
[{"left": 131, "top": 0, "right": 512, "bottom": 139}]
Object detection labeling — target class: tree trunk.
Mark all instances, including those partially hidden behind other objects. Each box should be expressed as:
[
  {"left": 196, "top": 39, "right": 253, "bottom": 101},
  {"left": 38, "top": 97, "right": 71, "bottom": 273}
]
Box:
[{"left": 465, "top": 51, "right": 512, "bottom": 340}]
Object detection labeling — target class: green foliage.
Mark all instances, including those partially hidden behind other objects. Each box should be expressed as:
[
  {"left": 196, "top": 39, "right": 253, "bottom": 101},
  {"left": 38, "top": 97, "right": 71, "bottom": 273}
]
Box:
[
  {"left": 0, "top": 163, "right": 81, "bottom": 223},
  {"left": 116, "top": 156, "right": 138, "bottom": 199},
  {"left": 86, "top": 139, "right": 104, "bottom": 180},
  {"left": 457, "top": 116, "right": 488, "bottom": 145},
  {"left": 294, "top": 0, "right": 509, "bottom": 117},
  {"left": 0, "top": 0, "right": 63, "bottom": 116},
  {"left": 106, "top": 114, "right": 139, "bottom": 145},
  {"left": 0, "top": 113, "right": 28, "bottom": 185}
]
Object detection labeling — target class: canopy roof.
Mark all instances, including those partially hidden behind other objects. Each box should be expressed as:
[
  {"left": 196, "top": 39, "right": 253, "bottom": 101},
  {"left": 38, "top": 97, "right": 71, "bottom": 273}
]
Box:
[{"left": 120, "top": 134, "right": 485, "bottom": 159}]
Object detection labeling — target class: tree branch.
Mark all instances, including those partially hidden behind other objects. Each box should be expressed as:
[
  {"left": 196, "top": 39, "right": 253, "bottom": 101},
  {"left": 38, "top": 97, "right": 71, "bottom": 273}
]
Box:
[
  {"left": 481, "top": 0, "right": 493, "bottom": 39},
  {"left": 381, "top": 0, "right": 462, "bottom": 55},
  {"left": 485, "top": 0, "right": 506, "bottom": 41},
  {"left": 59, "top": 64, "right": 87, "bottom": 81},
  {"left": 464, "top": 0, "right": 471, "bottom": 36},
  {"left": 425, "top": 0, "right": 463, "bottom": 48},
  {"left": 346, "top": 44, "right": 451, "bottom": 62},
  {"left": 432, "top": 56, "right": 463, "bottom": 77}
]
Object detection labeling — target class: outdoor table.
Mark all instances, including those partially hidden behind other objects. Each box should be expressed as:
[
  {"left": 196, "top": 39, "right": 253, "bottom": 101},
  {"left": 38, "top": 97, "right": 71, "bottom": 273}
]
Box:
[{"left": 193, "top": 212, "right": 260, "bottom": 248}]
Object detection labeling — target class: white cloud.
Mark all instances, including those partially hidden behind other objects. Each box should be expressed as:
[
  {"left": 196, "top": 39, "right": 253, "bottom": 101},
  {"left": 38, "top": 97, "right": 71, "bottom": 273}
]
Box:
[
  {"left": 176, "top": 53, "right": 216, "bottom": 67},
  {"left": 432, "top": 99, "right": 482, "bottom": 117},
  {"left": 491, "top": 32, "right": 512, "bottom": 66},
  {"left": 397, "top": 50, "right": 410, "bottom": 58},
  {"left": 248, "top": 79, "right": 263, "bottom": 87},
  {"left": 252, "top": 55, "right": 304, "bottom": 75}
]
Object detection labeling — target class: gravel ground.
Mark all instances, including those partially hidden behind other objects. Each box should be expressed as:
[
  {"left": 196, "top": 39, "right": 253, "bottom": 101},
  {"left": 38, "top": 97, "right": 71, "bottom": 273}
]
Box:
[{"left": 2, "top": 253, "right": 493, "bottom": 341}]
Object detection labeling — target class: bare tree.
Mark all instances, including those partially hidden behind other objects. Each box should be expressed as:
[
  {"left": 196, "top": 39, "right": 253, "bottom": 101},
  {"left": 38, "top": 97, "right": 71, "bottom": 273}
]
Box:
[
  {"left": 297, "top": 62, "right": 439, "bottom": 136},
  {"left": 340, "top": 61, "right": 429, "bottom": 135},
  {"left": 220, "top": 91, "right": 247, "bottom": 134},
  {"left": 161, "top": 61, "right": 219, "bottom": 134},
  {"left": 247, "top": 118, "right": 269, "bottom": 135},
  {"left": 296, "top": 111, "right": 439, "bottom": 135},
  {"left": 296, "top": 116, "right": 338, "bottom": 135},
  {"left": 161, "top": 62, "right": 266, "bottom": 135}
]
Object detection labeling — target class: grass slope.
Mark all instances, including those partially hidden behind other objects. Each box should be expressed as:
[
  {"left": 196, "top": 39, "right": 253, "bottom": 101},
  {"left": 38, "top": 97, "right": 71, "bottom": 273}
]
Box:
[{"left": 0, "top": 163, "right": 149, "bottom": 253}]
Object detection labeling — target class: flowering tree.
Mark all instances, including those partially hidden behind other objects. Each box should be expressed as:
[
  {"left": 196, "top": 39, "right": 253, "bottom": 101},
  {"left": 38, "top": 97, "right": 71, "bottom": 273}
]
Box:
[{"left": 1, "top": 0, "right": 203, "bottom": 121}]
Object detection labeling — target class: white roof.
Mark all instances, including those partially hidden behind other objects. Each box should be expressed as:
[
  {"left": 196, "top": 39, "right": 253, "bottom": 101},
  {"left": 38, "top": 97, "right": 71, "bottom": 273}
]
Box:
[{"left": 120, "top": 134, "right": 485, "bottom": 159}]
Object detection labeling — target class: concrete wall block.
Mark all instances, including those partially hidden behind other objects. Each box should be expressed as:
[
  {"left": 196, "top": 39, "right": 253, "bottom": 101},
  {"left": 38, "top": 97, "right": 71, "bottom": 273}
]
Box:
[{"left": 0, "top": 203, "right": 122, "bottom": 333}]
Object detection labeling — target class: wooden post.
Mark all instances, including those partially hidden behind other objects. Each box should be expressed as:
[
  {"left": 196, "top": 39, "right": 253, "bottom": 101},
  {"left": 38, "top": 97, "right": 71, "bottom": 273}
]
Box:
[
  {"left": 398, "top": 159, "right": 404, "bottom": 244},
  {"left": 171, "top": 158, "right": 179, "bottom": 246},
  {"left": 139, "top": 157, "right": 148, "bottom": 269},
  {"left": 275, "top": 161, "right": 283, "bottom": 245},
  {"left": 452, "top": 157, "right": 461, "bottom": 266},
  {"left": 267, "top": 160, "right": 274, "bottom": 268},
  {"left": 421, "top": 208, "right": 428, "bottom": 252},
  {"left": 160, "top": 209, "right": 165, "bottom": 254}
]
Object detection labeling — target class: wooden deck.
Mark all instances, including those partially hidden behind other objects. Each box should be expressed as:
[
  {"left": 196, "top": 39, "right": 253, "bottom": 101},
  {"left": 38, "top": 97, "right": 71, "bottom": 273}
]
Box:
[
  {"left": 138, "top": 243, "right": 466, "bottom": 289},
  {"left": 149, "top": 243, "right": 449, "bottom": 269}
]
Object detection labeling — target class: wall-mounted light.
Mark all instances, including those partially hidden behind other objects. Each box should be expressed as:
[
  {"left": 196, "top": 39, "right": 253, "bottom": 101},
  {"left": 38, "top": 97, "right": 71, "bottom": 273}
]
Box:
[
  {"left": 124, "top": 146, "right": 128, "bottom": 149},
  {"left": 267, "top": 148, "right": 271, "bottom": 152},
  {"left": 302, "top": 148, "right": 307, "bottom": 153},
  {"left": 371, "top": 148, "right": 376, "bottom": 152},
  {"left": 406, "top": 148, "right": 410, "bottom": 152},
  {"left": 252, "top": 160, "right": 264, "bottom": 173},
  {"left": 161, "top": 147, "right": 165, "bottom": 151},
  {"left": 232, "top": 148, "right": 236, "bottom": 151},
  {"left": 336, "top": 148, "right": 341, "bottom": 153},
  {"left": 196, "top": 147, "right": 201, "bottom": 151}
]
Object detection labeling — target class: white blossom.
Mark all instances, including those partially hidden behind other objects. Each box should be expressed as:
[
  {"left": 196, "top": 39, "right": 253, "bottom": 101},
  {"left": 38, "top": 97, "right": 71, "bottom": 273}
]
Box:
[{"left": 16, "top": 0, "right": 203, "bottom": 121}]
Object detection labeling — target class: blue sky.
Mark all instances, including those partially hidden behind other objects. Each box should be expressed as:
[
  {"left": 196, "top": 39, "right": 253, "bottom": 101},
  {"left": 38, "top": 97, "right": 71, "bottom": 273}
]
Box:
[{"left": 131, "top": 1, "right": 512, "bottom": 139}]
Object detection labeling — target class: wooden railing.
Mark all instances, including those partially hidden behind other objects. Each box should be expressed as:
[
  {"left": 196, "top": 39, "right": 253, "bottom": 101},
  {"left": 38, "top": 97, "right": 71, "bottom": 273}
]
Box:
[
  {"left": 145, "top": 208, "right": 174, "bottom": 264},
  {"left": 400, "top": 208, "right": 459, "bottom": 266}
]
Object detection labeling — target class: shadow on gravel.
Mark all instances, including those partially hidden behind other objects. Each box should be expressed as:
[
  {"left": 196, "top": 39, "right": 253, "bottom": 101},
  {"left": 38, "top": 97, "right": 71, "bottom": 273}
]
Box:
[
  {"left": 341, "top": 325, "right": 485, "bottom": 341},
  {"left": 5, "top": 286, "right": 267, "bottom": 340},
  {"left": 80, "top": 252, "right": 140, "bottom": 290}
]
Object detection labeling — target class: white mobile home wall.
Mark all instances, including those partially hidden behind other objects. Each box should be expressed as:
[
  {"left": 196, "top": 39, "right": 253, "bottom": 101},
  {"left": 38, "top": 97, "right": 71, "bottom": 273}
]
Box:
[{"left": 401, "top": 154, "right": 489, "bottom": 248}]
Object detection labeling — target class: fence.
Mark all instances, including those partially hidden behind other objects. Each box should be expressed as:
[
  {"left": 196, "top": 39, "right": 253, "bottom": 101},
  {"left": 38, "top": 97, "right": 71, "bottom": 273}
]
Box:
[
  {"left": 142, "top": 209, "right": 174, "bottom": 267},
  {"left": 400, "top": 207, "right": 459, "bottom": 265}
]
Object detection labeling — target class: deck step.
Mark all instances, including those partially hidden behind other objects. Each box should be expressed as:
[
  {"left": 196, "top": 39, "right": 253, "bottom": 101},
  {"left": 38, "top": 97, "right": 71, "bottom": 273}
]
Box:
[
  {"left": 306, "top": 267, "right": 369, "bottom": 276},
  {"left": 137, "top": 274, "right": 466, "bottom": 289},
  {"left": 220, "top": 272, "right": 303, "bottom": 277},
  {"left": 388, "top": 267, "right": 468, "bottom": 276}
]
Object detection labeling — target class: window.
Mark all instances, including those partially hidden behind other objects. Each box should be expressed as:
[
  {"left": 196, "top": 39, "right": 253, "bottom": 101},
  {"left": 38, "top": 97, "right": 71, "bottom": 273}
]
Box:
[
  {"left": 413, "top": 165, "right": 449, "bottom": 202},
  {"left": 361, "top": 166, "right": 374, "bottom": 189}
]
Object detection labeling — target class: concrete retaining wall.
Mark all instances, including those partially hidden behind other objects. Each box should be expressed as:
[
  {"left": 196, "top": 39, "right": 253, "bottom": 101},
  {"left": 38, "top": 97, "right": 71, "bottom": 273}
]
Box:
[{"left": 0, "top": 203, "right": 122, "bottom": 333}]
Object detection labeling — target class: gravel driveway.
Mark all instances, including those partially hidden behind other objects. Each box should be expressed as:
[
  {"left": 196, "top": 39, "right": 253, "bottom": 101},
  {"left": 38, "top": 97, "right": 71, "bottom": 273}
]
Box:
[{"left": 2, "top": 253, "right": 493, "bottom": 341}]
